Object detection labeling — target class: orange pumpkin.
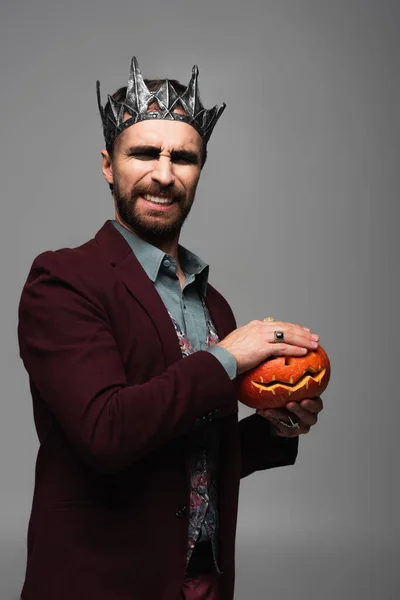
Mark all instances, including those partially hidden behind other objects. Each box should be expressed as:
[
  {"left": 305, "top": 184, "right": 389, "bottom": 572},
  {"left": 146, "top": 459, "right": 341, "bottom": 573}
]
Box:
[{"left": 236, "top": 345, "right": 331, "bottom": 409}]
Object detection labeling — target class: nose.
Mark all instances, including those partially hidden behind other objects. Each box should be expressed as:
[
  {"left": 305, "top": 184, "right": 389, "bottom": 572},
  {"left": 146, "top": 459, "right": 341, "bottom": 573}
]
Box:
[{"left": 151, "top": 155, "right": 175, "bottom": 188}]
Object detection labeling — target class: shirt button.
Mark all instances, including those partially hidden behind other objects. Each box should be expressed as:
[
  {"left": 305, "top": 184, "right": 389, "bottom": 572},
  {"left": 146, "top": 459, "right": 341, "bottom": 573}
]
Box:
[
  {"left": 163, "top": 259, "right": 171, "bottom": 268},
  {"left": 175, "top": 504, "right": 187, "bottom": 519}
]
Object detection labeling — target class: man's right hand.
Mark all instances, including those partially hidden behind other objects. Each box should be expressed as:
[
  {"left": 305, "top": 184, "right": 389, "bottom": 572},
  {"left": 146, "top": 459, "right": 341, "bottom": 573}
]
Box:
[{"left": 217, "top": 320, "right": 320, "bottom": 375}]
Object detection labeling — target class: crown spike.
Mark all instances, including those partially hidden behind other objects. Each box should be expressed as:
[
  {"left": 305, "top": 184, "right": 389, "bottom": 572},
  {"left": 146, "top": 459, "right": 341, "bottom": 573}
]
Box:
[
  {"left": 156, "top": 79, "right": 169, "bottom": 111},
  {"left": 108, "top": 95, "right": 122, "bottom": 123},
  {"left": 126, "top": 57, "right": 138, "bottom": 112},
  {"left": 96, "top": 80, "right": 104, "bottom": 121},
  {"left": 202, "top": 103, "right": 226, "bottom": 142},
  {"left": 155, "top": 79, "right": 179, "bottom": 115},
  {"left": 127, "top": 56, "right": 153, "bottom": 113},
  {"left": 167, "top": 81, "right": 182, "bottom": 112},
  {"left": 180, "top": 65, "right": 202, "bottom": 117}
]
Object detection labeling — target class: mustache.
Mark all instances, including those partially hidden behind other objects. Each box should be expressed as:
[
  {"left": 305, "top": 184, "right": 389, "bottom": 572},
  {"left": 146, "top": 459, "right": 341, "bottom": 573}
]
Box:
[{"left": 131, "top": 184, "right": 186, "bottom": 203}]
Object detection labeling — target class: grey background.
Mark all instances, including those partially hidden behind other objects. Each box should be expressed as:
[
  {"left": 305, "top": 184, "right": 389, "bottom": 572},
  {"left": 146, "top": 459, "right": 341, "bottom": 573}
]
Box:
[{"left": 1, "top": 0, "right": 399, "bottom": 598}]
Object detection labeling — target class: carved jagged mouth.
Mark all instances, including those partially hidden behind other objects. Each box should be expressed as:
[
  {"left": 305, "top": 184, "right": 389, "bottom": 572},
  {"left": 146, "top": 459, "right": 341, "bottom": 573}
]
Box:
[{"left": 251, "top": 368, "right": 326, "bottom": 395}]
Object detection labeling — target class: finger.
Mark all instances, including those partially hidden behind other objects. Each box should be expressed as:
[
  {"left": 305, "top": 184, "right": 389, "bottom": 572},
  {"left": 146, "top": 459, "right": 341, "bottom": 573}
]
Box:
[
  {"left": 256, "top": 407, "right": 295, "bottom": 421},
  {"left": 268, "top": 343, "right": 313, "bottom": 356},
  {"left": 293, "top": 322, "right": 311, "bottom": 332},
  {"left": 256, "top": 409, "right": 310, "bottom": 437},
  {"left": 286, "top": 402, "right": 318, "bottom": 426},
  {"left": 272, "top": 419, "right": 309, "bottom": 437},
  {"left": 267, "top": 320, "right": 319, "bottom": 340},
  {"left": 299, "top": 397, "right": 323, "bottom": 413},
  {"left": 264, "top": 324, "right": 319, "bottom": 350},
  {"left": 256, "top": 407, "right": 303, "bottom": 430}
]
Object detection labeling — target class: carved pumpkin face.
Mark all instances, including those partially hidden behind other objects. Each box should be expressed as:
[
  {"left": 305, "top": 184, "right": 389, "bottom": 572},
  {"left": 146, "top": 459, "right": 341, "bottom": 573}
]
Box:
[{"left": 236, "top": 345, "right": 331, "bottom": 409}]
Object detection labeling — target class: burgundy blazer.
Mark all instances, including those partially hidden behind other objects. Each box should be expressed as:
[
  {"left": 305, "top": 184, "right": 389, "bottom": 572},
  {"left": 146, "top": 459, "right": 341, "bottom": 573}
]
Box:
[{"left": 17, "top": 220, "right": 298, "bottom": 600}]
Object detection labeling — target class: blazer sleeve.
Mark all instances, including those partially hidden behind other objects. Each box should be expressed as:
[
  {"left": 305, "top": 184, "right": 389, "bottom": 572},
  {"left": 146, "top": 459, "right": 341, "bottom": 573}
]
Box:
[
  {"left": 239, "top": 413, "right": 299, "bottom": 479},
  {"left": 18, "top": 251, "right": 238, "bottom": 474}
]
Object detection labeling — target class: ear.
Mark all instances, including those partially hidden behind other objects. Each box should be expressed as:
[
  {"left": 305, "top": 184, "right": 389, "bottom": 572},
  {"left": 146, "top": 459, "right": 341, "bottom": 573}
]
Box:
[{"left": 101, "top": 149, "right": 114, "bottom": 185}]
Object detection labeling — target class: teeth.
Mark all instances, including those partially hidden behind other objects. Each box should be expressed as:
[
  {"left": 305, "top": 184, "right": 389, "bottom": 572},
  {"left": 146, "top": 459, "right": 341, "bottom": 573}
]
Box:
[{"left": 144, "top": 194, "right": 174, "bottom": 205}]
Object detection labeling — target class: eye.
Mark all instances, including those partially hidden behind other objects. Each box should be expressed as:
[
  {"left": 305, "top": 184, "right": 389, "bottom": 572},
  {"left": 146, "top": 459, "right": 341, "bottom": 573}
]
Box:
[
  {"left": 130, "top": 151, "right": 159, "bottom": 161},
  {"left": 171, "top": 153, "right": 198, "bottom": 165}
]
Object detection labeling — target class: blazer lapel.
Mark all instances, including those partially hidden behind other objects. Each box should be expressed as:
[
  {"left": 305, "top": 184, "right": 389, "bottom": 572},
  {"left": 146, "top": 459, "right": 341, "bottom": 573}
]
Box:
[{"left": 95, "top": 221, "right": 182, "bottom": 366}]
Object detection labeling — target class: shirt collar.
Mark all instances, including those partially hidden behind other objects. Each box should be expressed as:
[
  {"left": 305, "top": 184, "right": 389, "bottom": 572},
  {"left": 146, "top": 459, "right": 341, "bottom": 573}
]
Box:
[{"left": 111, "top": 220, "right": 209, "bottom": 296}]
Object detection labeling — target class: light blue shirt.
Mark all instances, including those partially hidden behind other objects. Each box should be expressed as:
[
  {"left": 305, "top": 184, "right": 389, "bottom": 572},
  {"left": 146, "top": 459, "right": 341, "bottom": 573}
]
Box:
[
  {"left": 112, "top": 220, "right": 237, "bottom": 545},
  {"left": 111, "top": 220, "right": 237, "bottom": 380}
]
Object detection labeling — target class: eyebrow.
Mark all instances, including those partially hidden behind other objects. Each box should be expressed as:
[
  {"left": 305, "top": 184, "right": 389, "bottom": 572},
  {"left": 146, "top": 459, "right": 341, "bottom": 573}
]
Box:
[{"left": 126, "top": 145, "right": 200, "bottom": 164}]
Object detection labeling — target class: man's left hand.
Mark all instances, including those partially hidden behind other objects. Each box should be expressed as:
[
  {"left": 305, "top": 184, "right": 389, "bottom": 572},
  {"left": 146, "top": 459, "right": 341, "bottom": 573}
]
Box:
[{"left": 256, "top": 396, "right": 323, "bottom": 437}]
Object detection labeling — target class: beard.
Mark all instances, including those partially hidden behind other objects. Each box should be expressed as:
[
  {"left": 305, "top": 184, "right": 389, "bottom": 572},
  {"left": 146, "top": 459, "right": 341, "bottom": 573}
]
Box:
[{"left": 113, "top": 179, "right": 196, "bottom": 246}]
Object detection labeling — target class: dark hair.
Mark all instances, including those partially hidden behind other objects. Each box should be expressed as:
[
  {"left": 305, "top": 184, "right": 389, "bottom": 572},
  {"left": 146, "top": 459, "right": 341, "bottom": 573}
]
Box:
[{"left": 104, "top": 79, "right": 208, "bottom": 192}]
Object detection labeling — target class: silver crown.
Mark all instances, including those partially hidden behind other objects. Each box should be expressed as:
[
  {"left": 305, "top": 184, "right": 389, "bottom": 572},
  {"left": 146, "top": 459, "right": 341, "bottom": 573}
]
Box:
[{"left": 96, "top": 57, "right": 226, "bottom": 147}]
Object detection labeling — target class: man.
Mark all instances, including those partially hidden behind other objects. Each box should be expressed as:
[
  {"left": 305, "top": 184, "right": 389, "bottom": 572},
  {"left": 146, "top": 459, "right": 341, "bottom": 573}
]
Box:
[{"left": 17, "top": 57, "right": 323, "bottom": 600}]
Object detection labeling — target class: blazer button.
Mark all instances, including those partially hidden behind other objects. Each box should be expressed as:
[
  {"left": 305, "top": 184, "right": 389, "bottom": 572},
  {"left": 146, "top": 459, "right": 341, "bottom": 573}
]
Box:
[{"left": 175, "top": 504, "right": 187, "bottom": 519}]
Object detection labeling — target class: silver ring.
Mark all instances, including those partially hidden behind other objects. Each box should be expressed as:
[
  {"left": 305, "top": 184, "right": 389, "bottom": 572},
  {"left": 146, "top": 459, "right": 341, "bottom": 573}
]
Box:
[
  {"left": 277, "top": 416, "right": 300, "bottom": 430},
  {"left": 274, "top": 330, "right": 284, "bottom": 342}
]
